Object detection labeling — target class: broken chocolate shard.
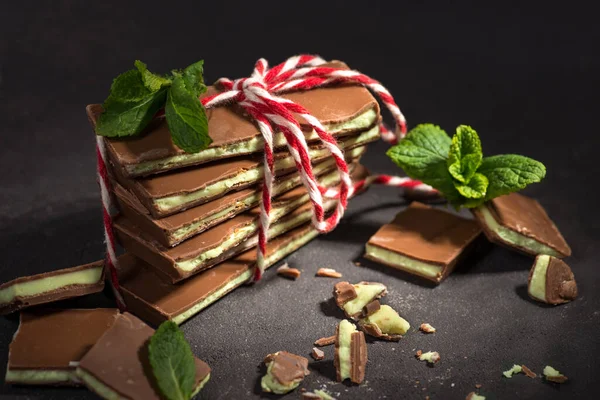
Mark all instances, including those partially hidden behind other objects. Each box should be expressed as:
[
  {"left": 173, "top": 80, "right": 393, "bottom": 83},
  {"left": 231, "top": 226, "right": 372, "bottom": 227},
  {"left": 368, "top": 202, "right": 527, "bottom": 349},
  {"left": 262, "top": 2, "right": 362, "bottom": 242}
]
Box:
[
  {"left": 314, "top": 335, "right": 336, "bottom": 347},
  {"left": 0, "top": 260, "right": 105, "bottom": 315},
  {"left": 365, "top": 202, "right": 481, "bottom": 284},
  {"left": 334, "top": 320, "right": 367, "bottom": 384},
  {"left": 6, "top": 309, "right": 118, "bottom": 386},
  {"left": 472, "top": 193, "right": 571, "bottom": 258},
  {"left": 528, "top": 255, "right": 577, "bottom": 305},
  {"left": 311, "top": 347, "right": 325, "bottom": 361},
  {"left": 118, "top": 223, "right": 321, "bottom": 326},
  {"left": 362, "top": 300, "right": 381, "bottom": 317},
  {"left": 88, "top": 62, "right": 380, "bottom": 177},
  {"left": 333, "top": 281, "right": 387, "bottom": 319},
  {"left": 76, "top": 312, "right": 210, "bottom": 399},
  {"left": 358, "top": 304, "right": 410, "bottom": 341},
  {"left": 521, "top": 365, "right": 537, "bottom": 378},
  {"left": 261, "top": 351, "right": 309, "bottom": 394}
]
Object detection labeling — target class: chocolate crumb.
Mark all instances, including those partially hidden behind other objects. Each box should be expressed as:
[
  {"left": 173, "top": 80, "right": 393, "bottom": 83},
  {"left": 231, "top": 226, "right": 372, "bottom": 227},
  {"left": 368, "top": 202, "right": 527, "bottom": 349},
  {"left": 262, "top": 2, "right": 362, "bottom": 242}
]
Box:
[
  {"left": 354, "top": 261, "right": 362, "bottom": 267},
  {"left": 475, "top": 383, "right": 482, "bottom": 389},
  {"left": 521, "top": 365, "right": 536, "bottom": 378},
  {"left": 317, "top": 268, "right": 342, "bottom": 278},
  {"left": 415, "top": 350, "right": 423, "bottom": 358},
  {"left": 314, "top": 335, "right": 336, "bottom": 347},
  {"left": 277, "top": 264, "right": 301, "bottom": 279},
  {"left": 311, "top": 347, "right": 325, "bottom": 361},
  {"left": 419, "top": 323, "right": 436, "bottom": 333}
]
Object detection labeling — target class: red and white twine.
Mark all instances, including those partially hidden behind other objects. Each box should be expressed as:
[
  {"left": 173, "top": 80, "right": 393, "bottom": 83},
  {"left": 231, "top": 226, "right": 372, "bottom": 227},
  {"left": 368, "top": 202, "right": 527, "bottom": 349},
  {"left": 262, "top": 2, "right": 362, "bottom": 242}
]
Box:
[{"left": 96, "top": 55, "right": 432, "bottom": 305}]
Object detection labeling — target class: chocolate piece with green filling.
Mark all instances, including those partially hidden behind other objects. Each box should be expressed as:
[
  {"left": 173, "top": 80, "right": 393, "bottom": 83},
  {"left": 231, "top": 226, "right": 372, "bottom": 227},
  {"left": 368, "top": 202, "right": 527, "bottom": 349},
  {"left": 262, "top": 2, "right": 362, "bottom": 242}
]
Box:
[
  {"left": 0, "top": 259, "right": 105, "bottom": 315},
  {"left": 109, "top": 128, "right": 377, "bottom": 218},
  {"left": 528, "top": 255, "right": 577, "bottom": 305},
  {"left": 365, "top": 202, "right": 481, "bottom": 284},
  {"left": 261, "top": 351, "right": 309, "bottom": 394},
  {"left": 358, "top": 304, "right": 410, "bottom": 341},
  {"left": 472, "top": 192, "right": 571, "bottom": 258},
  {"left": 114, "top": 165, "right": 368, "bottom": 283},
  {"left": 76, "top": 312, "right": 210, "bottom": 399},
  {"left": 333, "top": 320, "right": 367, "bottom": 384},
  {"left": 113, "top": 152, "right": 363, "bottom": 247},
  {"left": 118, "top": 223, "right": 321, "bottom": 326},
  {"left": 333, "top": 281, "right": 387, "bottom": 319},
  {"left": 87, "top": 61, "right": 380, "bottom": 178},
  {"left": 6, "top": 308, "right": 118, "bottom": 386}
]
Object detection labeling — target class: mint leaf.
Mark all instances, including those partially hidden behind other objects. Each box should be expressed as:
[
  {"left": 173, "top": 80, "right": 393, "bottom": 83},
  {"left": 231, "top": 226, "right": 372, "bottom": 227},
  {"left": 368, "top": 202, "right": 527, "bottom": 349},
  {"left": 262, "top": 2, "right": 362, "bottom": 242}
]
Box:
[
  {"left": 135, "top": 60, "right": 171, "bottom": 91},
  {"left": 165, "top": 76, "right": 211, "bottom": 153},
  {"left": 182, "top": 60, "right": 207, "bottom": 97},
  {"left": 96, "top": 68, "right": 167, "bottom": 137},
  {"left": 447, "top": 125, "right": 482, "bottom": 183},
  {"left": 478, "top": 155, "right": 546, "bottom": 200},
  {"left": 454, "top": 172, "right": 488, "bottom": 199},
  {"left": 387, "top": 124, "right": 462, "bottom": 204},
  {"left": 148, "top": 321, "right": 196, "bottom": 400}
]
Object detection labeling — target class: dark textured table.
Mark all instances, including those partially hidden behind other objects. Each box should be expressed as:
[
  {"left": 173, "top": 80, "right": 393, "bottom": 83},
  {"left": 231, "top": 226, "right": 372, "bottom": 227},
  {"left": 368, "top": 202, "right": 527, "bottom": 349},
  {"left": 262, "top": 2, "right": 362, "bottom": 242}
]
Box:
[{"left": 1, "top": 2, "right": 598, "bottom": 399}]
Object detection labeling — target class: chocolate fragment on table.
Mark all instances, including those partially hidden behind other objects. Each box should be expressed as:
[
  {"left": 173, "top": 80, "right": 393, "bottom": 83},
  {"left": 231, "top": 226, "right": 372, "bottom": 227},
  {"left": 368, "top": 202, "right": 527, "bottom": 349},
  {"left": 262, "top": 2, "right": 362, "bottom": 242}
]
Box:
[
  {"left": 118, "top": 223, "right": 321, "bottom": 326},
  {"left": 76, "top": 312, "right": 210, "bottom": 399},
  {"left": 543, "top": 365, "right": 568, "bottom": 383},
  {"left": 316, "top": 268, "right": 343, "bottom": 278},
  {"left": 417, "top": 351, "right": 441, "bottom": 365},
  {"left": 333, "top": 281, "right": 387, "bottom": 319},
  {"left": 363, "top": 299, "right": 380, "bottom": 317},
  {"left": 314, "top": 335, "right": 336, "bottom": 347},
  {"left": 277, "top": 264, "right": 301, "bottom": 279},
  {"left": 109, "top": 128, "right": 376, "bottom": 218},
  {"left": 6, "top": 308, "right": 118, "bottom": 386},
  {"left": 87, "top": 62, "right": 380, "bottom": 178},
  {"left": 261, "top": 351, "right": 309, "bottom": 394},
  {"left": 0, "top": 259, "right": 105, "bottom": 315},
  {"left": 115, "top": 165, "right": 369, "bottom": 284},
  {"left": 521, "top": 365, "right": 537, "bottom": 378},
  {"left": 419, "top": 323, "right": 436, "bottom": 333},
  {"left": 311, "top": 348, "right": 325, "bottom": 361},
  {"left": 472, "top": 193, "right": 571, "bottom": 258},
  {"left": 358, "top": 304, "right": 410, "bottom": 341},
  {"left": 466, "top": 392, "right": 486, "bottom": 400},
  {"left": 365, "top": 202, "right": 482, "bottom": 284},
  {"left": 302, "top": 389, "right": 337, "bottom": 400},
  {"left": 528, "top": 255, "right": 577, "bottom": 305},
  {"left": 334, "top": 320, "right": 367, "bottom": 384},
  {"left": 113, "top": 155, "right": 350, "bottom": 247}
]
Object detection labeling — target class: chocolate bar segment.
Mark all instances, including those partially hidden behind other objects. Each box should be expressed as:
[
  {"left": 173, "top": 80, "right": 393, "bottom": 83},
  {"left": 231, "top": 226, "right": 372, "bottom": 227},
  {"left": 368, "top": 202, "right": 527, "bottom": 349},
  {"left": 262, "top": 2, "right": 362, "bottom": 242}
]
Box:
[
  {"left": 472, "top": 193, "right": 571, "bottom": 258},
  {"left": 118, "top": 223, "right": 320, "bottom": 326},
  {"left": 113, "top": 155, "right": 355, "bottom": 247},
  {"left": 76, "top": 312, "right": 210, "bottom": 399},
  {"left": 88, "top": 62, "right": 380, "bottom": 177},
  {"left": 528, "top": 255, "right": 577, "bottom": 305},
  {"left": 334, "top": 320, "right": 367, "bottom": 384},
  {"left": 115, "top": 165, "right": 368, "bottom": 283},
  {"left": 0, "top": 260, "right": 105, "bottom": 315},
  {"left": 112, "top": 129, "right": 377, "bottom": 218},
  {"left": 365, "top": 202, "right": 481, "bottom": 284},
  {"left": 261, "top": 351, "right": 310, "bottom": 394},
  {"left": 6, "top": 308, "right": 118, "bottom": 386}
]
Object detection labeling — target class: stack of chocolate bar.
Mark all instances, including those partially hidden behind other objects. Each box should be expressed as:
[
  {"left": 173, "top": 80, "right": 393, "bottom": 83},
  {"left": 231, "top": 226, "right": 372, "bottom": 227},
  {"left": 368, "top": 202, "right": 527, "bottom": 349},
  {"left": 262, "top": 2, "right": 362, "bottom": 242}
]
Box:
[{"left": 86, "top": 75, "right": 381, "bottom": 326}]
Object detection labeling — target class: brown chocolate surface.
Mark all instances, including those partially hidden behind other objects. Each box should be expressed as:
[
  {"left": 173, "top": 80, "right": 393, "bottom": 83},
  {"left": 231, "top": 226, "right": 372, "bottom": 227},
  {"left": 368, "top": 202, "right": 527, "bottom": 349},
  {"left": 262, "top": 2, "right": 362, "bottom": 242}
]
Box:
[
  {"left": 363, "top": 300, "right": 381, "bottom": 317},
  {"left": 475, "top": 193, "right": 571, "bottom": 257},
  {"left": 112, "top": 131, "right": 375, "bottom": 218},
  {"left": 366, "top": 202, "right": 482, "bottom": 283},
  {"left": 267, "top": 351, "right": 310, "bottom": 385},
  {"left": 118, "top": 223, "right": 319, "bottom": 326},
  {"left": 0, "top": 261, "right": 105, "bottom": 315},
  {"left": 529, "top": 256, "right": 578, "bottom": 304},
  {"left": 8, "top": 309, "right": 118, "bottom": 375},
  {"left": 333, "top": 281, "right": 357, "bottom": 308},
  {"left": 87, "top": 62, "right": 379, "bottom": 176},
  {"left": 350, "top": 331, "right": 367, "bottom": 384},
  {"left": 78, "top": 312, "right": 210, "bottom": 400},
  {"left": 115, "top": 165, "right": 368, "bottom": 283}
]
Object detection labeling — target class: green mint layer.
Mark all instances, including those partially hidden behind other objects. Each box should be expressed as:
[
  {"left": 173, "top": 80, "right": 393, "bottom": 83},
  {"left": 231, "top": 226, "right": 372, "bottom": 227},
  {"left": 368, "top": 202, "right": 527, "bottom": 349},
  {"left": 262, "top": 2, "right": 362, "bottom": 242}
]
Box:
[
  {"left": 387, "top": 123, "right": 546, "bottom": 208},
  {"left": 96, "top": 60, "right": 211, "bottom": 153},
  {"left": 148, "top": 321, "right": 197, "bottom": 400}
]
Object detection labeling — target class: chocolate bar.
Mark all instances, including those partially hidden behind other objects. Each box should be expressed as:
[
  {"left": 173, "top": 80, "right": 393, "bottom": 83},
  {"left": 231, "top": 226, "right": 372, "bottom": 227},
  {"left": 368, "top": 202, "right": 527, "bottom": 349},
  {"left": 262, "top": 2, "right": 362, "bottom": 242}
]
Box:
[
  {"left": 528, "top": 255, "right": 577, "bottom": 305},
  {"left": 114, "top": 165, "right": 366, "bottom": 283},
  {"left": 472, "top": 193, "right": 571, "bottom": 258},
  {"left": 6, "top": 308, "right": 118, "bottom": 386},
  {"left": 118, "top": 223, "right": 320, "bottom": 326},
  {"left": 111, "top": 128, "right": 377, "bottom": 218},
  {"left": 87, "top": 62, "right": 380, "bottom": 177},
  {"left": 0, "top": 260, "right": 105, "bottom": 315},
  {"left": 114, "top": 151, "right": 364, "bottom": 247},
  {"left": 364, "top": 202, "right": 482, "bottom": 284},
  {"left": 76, "top": 312, "right": 210, "bottom": 399}
]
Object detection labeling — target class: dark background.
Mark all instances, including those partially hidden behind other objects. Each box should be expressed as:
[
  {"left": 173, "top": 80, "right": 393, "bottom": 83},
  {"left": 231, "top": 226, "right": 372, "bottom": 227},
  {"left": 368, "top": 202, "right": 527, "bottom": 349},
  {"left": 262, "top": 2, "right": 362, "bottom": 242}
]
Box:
[{"left": 1, "top": 1, "right": 599, "bottom": 399}]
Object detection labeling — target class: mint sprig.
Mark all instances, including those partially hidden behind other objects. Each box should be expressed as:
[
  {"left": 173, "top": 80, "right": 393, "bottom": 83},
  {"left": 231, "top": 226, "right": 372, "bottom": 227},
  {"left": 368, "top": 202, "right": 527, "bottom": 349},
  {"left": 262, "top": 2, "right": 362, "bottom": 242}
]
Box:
[
  {"left": 96, "top": 60, "right": 211, "bottom": 153},
  {"left": 148, "top": 321, "right": 197, "bottom": 400},
  {"left": 387, "top": 124, "right": 546, "bottom": 208}
]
